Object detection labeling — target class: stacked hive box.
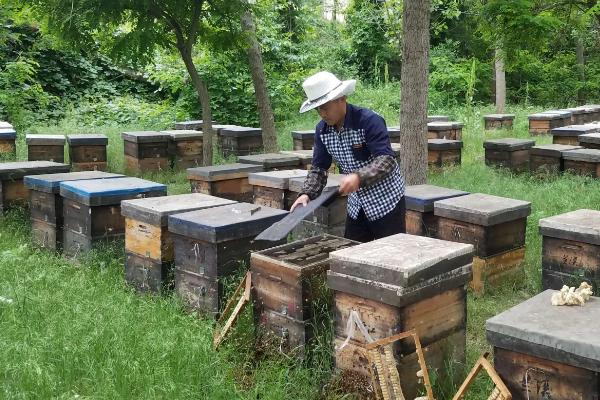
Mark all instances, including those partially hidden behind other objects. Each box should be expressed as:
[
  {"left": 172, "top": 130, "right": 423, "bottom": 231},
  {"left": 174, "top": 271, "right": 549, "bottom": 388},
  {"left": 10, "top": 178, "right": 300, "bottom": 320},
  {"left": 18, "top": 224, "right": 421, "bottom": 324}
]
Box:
[
  {"left": 59, "top": 177, "right": 167, "bottom": 258},
  {"left": 280, "top": 150, "right": 313, "bottom": 170},
  {"left": 167, "top": 203, "right": 288, "bottom": 315},
  {"left": 288, "top": 174, "right": 348, "bottom": 239},
  {"left": 0, "top": 161, "right": 70, "bottom": 212},
  {"left": 122, "top": 131, "right": 170, "bottom": 173},
  {"left": 551, "top": 125, "right": 599, "bottom": 146},
  {"left": 291, "top": 130, "right": 314, "bottom": 150},
  {"left": 67, "top": 134, "right": 108, "bottom": 171},
  {"left": 563, "top": 107, "right": 588, "bottom": 124},
  {"left": 26, "top": 134, "right": 65, "bottom": 162},
  {"left": 562, "top": 148, "right": 600, "bottom": 177},
  {"left": 486, "top": 290, "right": 600, "bottom": 400},
  {"left": 484, "top": 138, "right": 535, "bottom": 172},
  {"left": 25, "top": 171, "right": 123, "bottom": 251},
  {"left": 248, "top": 169, "right": 307, "bottom": 210},
  {"left": 161, "top": 130, "right": 203, "bottom": 169},
  {"left": 528, "top": 111, "right": 571, "bottom": 135},
  {"left": 0, "top": 123, "right": 16, "bottom": 159},
  {"left": 238, "top": 153, "right": 301, "bottom": 171},
  {"left": 121, "top": 193, "right": 236, "bottom": 293},
  {"left": 328, "top": 234, "right": 474, "bottom": 399},
  {"left": 484, "top": 114, "right": 515, "bottom": 130},
  {"left": 529, "top": 144, "right": 582, "bottom": 173},
  {"left": 539, "top": 209, "right": 600, "bottom": 290},
  {"left": 427, "top": 115, "right": 449, "bottom": 123},
  {"left": 435, "top": 193, "right": 531, "bottom": 295},
  {"left": 579, "top": 132, "right": 600, "bottom": 149},
  {"left": 220, "top": 127, "right": 263, "bottom": 157},
  {"left": 427, "top": 139, "right": 462, "bottom": 167},
  {"left": 585, "top": 105, "right": 600, "bottom": 122},
  {"left": 387, "top": 126, "right": 400, "bottom": 142},
  {"left": 404, "top": 184, "right": 468, "bottom": 237},
  {"left": 251, "top": 235, "right": 358, "bottom": 356},
  {"left": 427, "top": 121, "right": 463, "bottom": 140},
  {"left": 188, "top": 163, "right": 263, "bottom": 202}
]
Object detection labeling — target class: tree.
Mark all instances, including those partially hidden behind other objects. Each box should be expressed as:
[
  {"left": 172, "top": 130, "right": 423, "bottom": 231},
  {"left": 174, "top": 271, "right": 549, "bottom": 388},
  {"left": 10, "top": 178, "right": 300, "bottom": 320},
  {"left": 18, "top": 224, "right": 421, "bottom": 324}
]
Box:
[
  {"left": 22, "top": 0, "right": 244, "bottom": 166},
  {"left": 399, "top": 0, "right": 430, "bottom": 186},
  {"left": 241, "top": 9, "right": 278, "bottom": 153}
]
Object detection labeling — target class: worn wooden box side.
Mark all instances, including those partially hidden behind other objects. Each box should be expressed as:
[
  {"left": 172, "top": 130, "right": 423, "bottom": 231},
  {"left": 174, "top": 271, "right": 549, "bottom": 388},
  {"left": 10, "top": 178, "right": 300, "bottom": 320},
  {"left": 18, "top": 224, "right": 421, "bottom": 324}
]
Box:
[
  {"left": 428, "top": 148, "right": 461, "bottom": 167},
  {"left": 485, "top": 149, "right": 531, "bottom": 171},
  {"left": 28, "top": 145, "right": 65, "bottom": 162},
  {"left": 124, "top": 155, "right": 170, "bottom": 173},
  {"left": 471, "top": 247, "right": 526, "bottom": 295},
  {"left": 530, "top": 154, "right": 561, "bottom": 173},
  {"left": 125, "top": 251, "right": 173, "bottom": 293},
  {"left": 190, "top": 178, "right": 254, "bottom": 203},
  {"left": 175, "top": 267, "right": 221, "bottom": 315},
  {"left": 1, "top": 179, "right": 28, "bottom": 209},
  {"left": 542, "top": 235, "right": 600, "bottom": 289},
  {"left": 563, "top": 159, "right": 600, "bottom": 178},
  {"left": 69, "top": 145, "right": 107, "bottom": 164},
  {"left": 553, "top": 136, "right": 581, "bottom": 146},
  {"left": 0, "top": 139, "right": 16, "bottom": 155},
  {"left": 405, "top": 209, "right": 438, "bottom": 237},
  {"left": 63, "top": 199, "right": 125, "bottom": 238},
  {"left": 31, "top": 218, "right": 59, "bottom": 251},
  {"left": 125, "top": 218, "right": 173, "bottom": 262}
]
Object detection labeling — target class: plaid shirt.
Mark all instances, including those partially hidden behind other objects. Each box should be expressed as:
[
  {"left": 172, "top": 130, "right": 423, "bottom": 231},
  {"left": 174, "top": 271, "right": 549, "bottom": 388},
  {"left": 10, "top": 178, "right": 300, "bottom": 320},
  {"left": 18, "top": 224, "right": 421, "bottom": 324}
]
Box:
[{"left": 300, "top": 103, "right": 405, "bottom": 221}]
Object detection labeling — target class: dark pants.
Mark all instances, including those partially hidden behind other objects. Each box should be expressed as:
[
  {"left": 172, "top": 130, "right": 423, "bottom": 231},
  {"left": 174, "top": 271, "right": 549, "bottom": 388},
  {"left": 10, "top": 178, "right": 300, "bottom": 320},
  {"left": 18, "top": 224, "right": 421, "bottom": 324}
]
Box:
[{"left": 344, "top": 197, "right": 406, "bottom": 243}]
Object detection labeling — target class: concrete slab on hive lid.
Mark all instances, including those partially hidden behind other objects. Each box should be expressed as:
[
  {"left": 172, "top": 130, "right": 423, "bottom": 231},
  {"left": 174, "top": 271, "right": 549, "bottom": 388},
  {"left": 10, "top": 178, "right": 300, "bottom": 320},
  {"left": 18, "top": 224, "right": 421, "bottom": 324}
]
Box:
[
  {"left": 25, "top": 134, "right": 65, "bottom": 145},
  {"left": 0, "top": 161, "right": 70, "bottom": 180},
  {"left": 248, "top": 169, "right": 308, "bottom": 189},
  {"left": 551, "top": 125, "right": 600, "bottom": 137},
  {"left": 404, "top": 184, "right": 469, "bottom": 213},
  {"left": 24, "top": 171, "right": 124, "bottom": 193},
  {"left": 539, "top": 209, "right": 600, "bottom": 245},
  {"left": 121, "top": 131, "right": 170, "bottom": 143},
  {"left": 579, "top": 132, "right": 600, "bottom": 145},
  {"left": 220, "top": 126, "right": 262, "bottom": 137},
  {"left": 186, "top": 163, "right": 263, "bottom": 181},
  {"left": 562, "top": 148, "right": 600, "bottom": 163},
  {"left": 483, "top": 138, "right": 535, "bottom": 151},
  {"left": 530, "top": 144, "right": 582, "bottom": 157},
  {"left": 238, "top": 153, "right": 301, "bottom": 168},
  {"left": 160, "top": 130, "right": 203, "bottom": 141},
  {"left": 434, "top": 193, "right": 532, "bottom": 226}
]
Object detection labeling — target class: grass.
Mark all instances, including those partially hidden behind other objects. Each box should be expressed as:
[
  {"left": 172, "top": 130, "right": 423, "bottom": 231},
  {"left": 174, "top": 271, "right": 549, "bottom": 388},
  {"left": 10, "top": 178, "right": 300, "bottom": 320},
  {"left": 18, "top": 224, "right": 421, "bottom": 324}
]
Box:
[{"left": 2, "top": 101, "right": 600, "bottom": 399}]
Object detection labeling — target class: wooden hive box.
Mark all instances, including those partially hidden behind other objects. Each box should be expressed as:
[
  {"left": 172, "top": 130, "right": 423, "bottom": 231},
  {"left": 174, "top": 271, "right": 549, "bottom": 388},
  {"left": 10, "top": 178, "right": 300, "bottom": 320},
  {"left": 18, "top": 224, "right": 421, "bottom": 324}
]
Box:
[
  {"left": 26, "top": 134, "right": 65, "bottom": 162},
  {"left": 328, "top": 234, "right": 474, "bottom": 399},
  {"left": 434, "top": 193, "right": 532, "bottom": 294},
  {"left": 427, "top": 115, "right": 450, "bottom": 123},
  {"left": 486, "top": 290, "right": 600, "bottom": 400},
  {"left": 0, "top": 128, "right": 16, "bottom": 159},
  {"left": 161, "top": 130, "right": 203, "bottom": 170},
  {"left": 528, "top": 111, "right": 571, "bottom": 135},
  {"left": 562, "top": 148, "right": 600, "bottom": 177},
  {"left": 404, "top": 184, "right": 468, "bottom": 237},
  {"left": 219, "top": 126, "right": 263, "bottom": 157},
  {"left": 279, "top": 150, "right": 312, "bottom": 170},
  {"left": 24, "top": 171, "right": 124, "bottom": 251},
  {"left": 288, "top": 174, "right": 348, "bottom": 239},
  {"left": 387, "top": 126, "right": 400, "bottom": 142},
  {"left": 427, "top": 121, "right": 463, "bottom": 140},
  {"left": 121, "top": 131, "right": 170, "bottom": 173},
  {"left": 530, "top": 144, "right": 582, "bottom": 173},
  {"left": 428, "top": 138, "right": 463, "bottom": 167},
  {"left": 248, "top": 169, "right": 308, "bottom": 210},
  {"left": 484, "top": 138, "right": 535, "bottom": 172},
  {"left": 121, "top": 193, "right": 236, "bottom": 293},
  {"left": 483, "top": 114, "right": 515, "bottom": 130},
  {"left": 584, "top": 104, "right": 600, "bottom": 123},
  {"left": 563, "top": 107, "right": 589, "bottom": 125},
  {"left": 67, "top": 134, "right": 108, "bottom": 171},
  {"left": 0, "top": 161, "right": 70, "bottom": 212},
  {"left": 238, "top": 152, "right": 301, "bottom": 172},
  {"left": 539, "top": 209, "right": 600, "bottom": 290},
  {"left": 59, "top": 177, "right": 167, "bottom": 258},
  {"left": 188, "top": 163, "right": 263, "bottom": 203},
  {"left": 251, "top": 235, "right": 359, "bottom": 355},
  {"left": 167, "top": 202, "right": 288, "bottom": 315},
  {"left": 291, "top": 130, "right": 314, "bottom": 150},
  {"left": 551, "top": 124, "right": 600, "bottom": 146},
  {"left": 578, "top": 131, "right": 600, "bottom": 149},
  {"left": 173, "top": 120, "right": 217, "bottom": 131}
]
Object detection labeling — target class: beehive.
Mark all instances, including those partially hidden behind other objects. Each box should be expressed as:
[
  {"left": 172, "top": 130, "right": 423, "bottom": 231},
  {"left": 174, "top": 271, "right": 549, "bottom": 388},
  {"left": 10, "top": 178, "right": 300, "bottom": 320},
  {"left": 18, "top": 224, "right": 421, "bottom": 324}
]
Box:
[
  {"left": 291, "top": 130, "right": 314, "bottom": 150},
  {"left": 219, "top": 126, "right": 263, "bottom": 157},
  {"left": 562, "top": 148, "right": 600, "bottom": 177},
  {"left": 26, "top": 134, "right": 65, "bottom": 162},
  {"left": 168, "top": 203, "right": 288, "bottom": 315},
  {"left": 238, "top": 152, "right": 301, "bottom": 171},
  {"left": 121, "top": 193, "right": 236, "bottom": 293},
  {"left": 24, "top": 171, "right": 123, "bottom": 250},
  {"left": 427, "top": 121, "right": 463, "bottom": 140},
  {"left": 188, "top": 163, "right": 263, "bottom": 203},
  {"left": 484, "top": 138, "right": 535, "bottom": 172},
  {"left": 428, "top": 138, "right": 462, "bottom": 167},
  {"left": 427, "top": 115, "right": 450, "bottom": 123},
  {"left": 121, "top": 131, "right": 170, "bottom": 173},
  {"left": 551, "top": 124, "right": 600, "bottom": 146},
  {"left": 67, "top": 134, "right": 108, "bottom": 171},
  {"left": 528, "top": 111, "right": 571, "bottom": 135},
  {"left": 173, "top": 120, "right": 216, "bottom": 130},
  {"left": 387, "top": 126, "right": 400, "bottom": 142},
  {"left": 563, "top": 107, "right": 589, "bottom": 125},
  {"left": 484, "top": 114, "right": 515, "bottom": 130},
  {"left": 0, "top": 127, "right": 16, "bottom": 159},
  {"left": 248, "top": 169, "right": 308, "bottom": 210},
  {"left": 578, "top": 132, "right": 600, "bottom": 149},
  {"left": 530, "top": 144, "right": 582, "bottom": 173},
  {"left": 161, "top": 130, "right": 203, "bottom": 169}
]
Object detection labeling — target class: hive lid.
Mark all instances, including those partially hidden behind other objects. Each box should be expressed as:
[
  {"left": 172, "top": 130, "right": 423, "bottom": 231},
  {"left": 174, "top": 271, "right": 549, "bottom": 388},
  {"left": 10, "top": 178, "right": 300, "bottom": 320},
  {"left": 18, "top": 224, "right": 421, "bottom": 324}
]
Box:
[
  {"left": 427, "top": 121, "right": 464, "bottom": 130},
  {"left": 121, "top": 193, "right": 236, "bottom": 226},
  {"left": 23, "top": 171, "right": 124, "bottom": 193},
  {"left": 167, "top": 202, "right": 288, "bottom": 243},
  {"left": 329, "top": 233, "right": 474, "bottom": 287},
  {"left": 59, "top": 177, "right": 167, "bottom": 206},
  {"left": 486, "top": 290, "right": 600, "bottom": 372},
  {"left": 160, "top": 130, "right": 203, "bottom": 141},
  {"left": 404, "top": 184, "right": 469, "bottom": 212},
  {"left": 483, "top": 138, "right": 535, "bottom": 151},
  {"left": 530, "top": 144, "right": 582, "bottom": 157},
  {"left": 427, "top": 138, "right": 463, "bottom": 150},
  {"left": 539, "top": 209, "right": 600, "bottom": 245},
  {"left": 387, "top": 127, "right": 400, "bottom": 138},
  {"left": 543, "top": 109, "right": 572, "bottom": 117},
  {"left": 173, "top": 120, "right": 216, "bottom": 130},
  {"left": 563, "top": 107, "right": 587, "bottom": 115},
  {"left": 0, "top": 128, "right": 16, "bottom": 139},
  {"left": 238, "top": 153, "right": 301, "bottom": 168},
  {"left": 579, "top": 132, "right": 600, "bottom": 145},
  {"left": 0, "top": 161, "right": 70, "bottom": 180},
  {"left": 562, "top": 148, "right": 600, "bottom": 163},
  {"left": 280, "top": 150, "right": 313, "bottom": 162},
  {"left": 291, "top": 130, "right": 314, "bottom": 139},
  {"left": 66, "top": 134, "right": 108, "bottom": 145},
  {"left": 0, "top": 121, "right": 13, "bottom": 129},
  {"left": 551, "top": 125, "right": 600, "bottom": 137},
  {"left": 528, "top": 112, "right": 566, "bottom": 120},
  {"left": 186, "top": 163, "right": 263, "bottom": 181},
  {"left": 434, "top": 193, "right": 532, "bottom": 226},
  {"left": 25, "top": 134, "right": 66, "bottom": 145},
  {"left": 483, "top": 114, "right": 515, "bottom": 120},
  {"left": 248, "top": 169, "right": 308, "bottom": 189},
  {"left": 427, "top": 115, "right": 450, "bottom": 123},
  {"left": 121, "top": 131, "right": 170, "bottom": 143},
  {"left": 220, "top": 126, "right": 262, "bottom": 137}
]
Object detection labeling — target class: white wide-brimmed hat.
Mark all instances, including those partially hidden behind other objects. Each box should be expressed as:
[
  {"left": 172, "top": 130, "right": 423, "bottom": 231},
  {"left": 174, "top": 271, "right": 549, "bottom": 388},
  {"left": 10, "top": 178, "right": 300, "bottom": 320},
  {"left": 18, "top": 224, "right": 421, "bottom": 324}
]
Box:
[{"left": 299, "top": 71, "right": 356, "bottom": 113}]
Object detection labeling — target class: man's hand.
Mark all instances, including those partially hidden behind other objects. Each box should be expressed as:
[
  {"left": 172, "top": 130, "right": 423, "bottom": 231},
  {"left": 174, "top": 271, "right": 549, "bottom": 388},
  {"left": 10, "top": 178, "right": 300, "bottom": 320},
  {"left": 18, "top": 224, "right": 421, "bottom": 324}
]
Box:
[
  {"left": 290, "top": 194, "right": 310, "bottom": 212},
  {"left": 339, "top": 173, "right": 360, "bottom": 195}
]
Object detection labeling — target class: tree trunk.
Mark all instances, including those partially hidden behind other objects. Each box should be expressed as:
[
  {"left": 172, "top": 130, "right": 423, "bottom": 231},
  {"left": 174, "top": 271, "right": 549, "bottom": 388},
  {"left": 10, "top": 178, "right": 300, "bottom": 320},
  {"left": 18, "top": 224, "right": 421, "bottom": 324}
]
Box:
[
  {"left": 399, "top": 0, "right": 430, "bottom": 186},
  {"left": 494, "top": 47, "right": 506, "bottom": 114},
  {"left": 332, "top": 0, "right": 337, "bottom": 22},
  {"left": 178, "top": 46, "right": 214, "bottom": 166},
  {"left": 241, "top": 10, "right": 278, "bottom": 153},
  {"left": 576, "top": 36, "right": 586, "bottom": 105}
]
